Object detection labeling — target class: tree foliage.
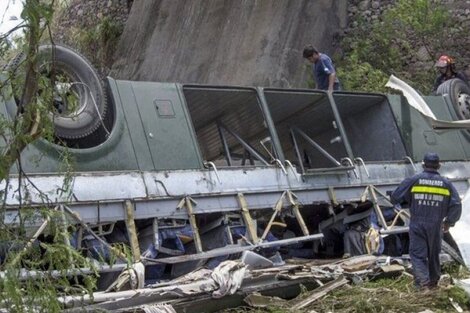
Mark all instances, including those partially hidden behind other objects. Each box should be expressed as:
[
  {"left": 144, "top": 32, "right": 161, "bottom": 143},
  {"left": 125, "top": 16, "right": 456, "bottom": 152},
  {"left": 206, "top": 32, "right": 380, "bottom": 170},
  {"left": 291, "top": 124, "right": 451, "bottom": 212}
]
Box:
[
  {"left": 0, "top": 1, "right": 100, "bottom": 312},
  {"left": 338, "top": 0, "right": 460, "bottom": 94},
  {"left": 336, "top": 52, "right": 389, "bottom": 93}
]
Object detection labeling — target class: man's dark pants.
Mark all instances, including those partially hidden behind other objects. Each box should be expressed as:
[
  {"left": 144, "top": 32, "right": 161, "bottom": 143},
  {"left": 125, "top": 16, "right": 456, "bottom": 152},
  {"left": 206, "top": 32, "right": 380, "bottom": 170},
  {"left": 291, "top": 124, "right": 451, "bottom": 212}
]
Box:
[{"left": 409, "top": 222, "right": 442, "bottom": 288}]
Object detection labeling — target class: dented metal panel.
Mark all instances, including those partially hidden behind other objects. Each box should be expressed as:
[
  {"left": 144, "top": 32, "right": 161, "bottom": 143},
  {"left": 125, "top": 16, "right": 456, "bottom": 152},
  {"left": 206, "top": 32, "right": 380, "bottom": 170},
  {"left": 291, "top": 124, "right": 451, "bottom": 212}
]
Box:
[
  {"left": 263, "top": 89, "right": 346, "bottom": 169},
  {"left": 183, "top": 86, "right": 270, "bottom": 164},
  {"left": 388, "top": 94, "right": 469, "bottom": 161},
  {"left": 118, "top": 80, "right": 203, "bottom": 170},
  {"left": 333, "top": 92, "right": 407, "bottom": 161}
]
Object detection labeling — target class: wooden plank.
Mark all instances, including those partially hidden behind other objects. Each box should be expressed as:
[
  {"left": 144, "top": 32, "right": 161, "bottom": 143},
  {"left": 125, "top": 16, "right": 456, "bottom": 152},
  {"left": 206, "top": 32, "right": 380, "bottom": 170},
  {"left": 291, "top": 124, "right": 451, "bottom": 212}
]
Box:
[
  {"left": 288, "top": 191, "right": 309, "bottom": 236},
  {"left": 124, "top": 200, "right": 141, "bottom": 262},
  {"left": 185, "top": 197, "right": 203, "bottom": 253},
  {"left": 290, "top": 276, "right": 348, "bottom": 310},
  {"left": 328, "top": 186, "right": 339, "bottom": 206},
  {"left": 368, "top": 185, "right": 388, "bottom": 230},
  {"left": 237, "top": 193, "right": 258, "bottom": 243},
  {"left": 260, "top": 191, "right": 286, "bottom": 242},
  {"left": 340, "top": 255, "right": 377, "bottom": 272},
  {"left": 11, "top": 214, "right": 51, "bottom": 266},
  {"left": 360, "top": 185, "right": 369, "bottom": 203}
]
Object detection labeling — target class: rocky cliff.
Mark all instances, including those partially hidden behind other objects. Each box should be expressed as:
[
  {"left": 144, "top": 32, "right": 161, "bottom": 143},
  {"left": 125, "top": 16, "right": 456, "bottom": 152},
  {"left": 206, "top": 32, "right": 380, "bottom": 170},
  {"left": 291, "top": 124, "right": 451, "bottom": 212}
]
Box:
[{"left": 110, "top": 0, "right": 348, "bottom": 88}]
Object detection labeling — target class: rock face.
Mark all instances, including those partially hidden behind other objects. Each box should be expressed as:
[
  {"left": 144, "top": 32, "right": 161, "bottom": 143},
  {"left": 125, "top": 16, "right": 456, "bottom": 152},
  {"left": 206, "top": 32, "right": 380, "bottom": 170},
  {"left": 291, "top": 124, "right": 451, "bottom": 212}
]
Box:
[
  {"left": 53, "top": 0, "right": 131, "bottom": 76},
  {"left": 54, "top": 0, "right": 130, "bottom": 43},
  {"left": 111, "top": 0, "right": 348, "bottom": 88},
  {"left": 54, "top": 0, "right": 470, "bottom": 88}
]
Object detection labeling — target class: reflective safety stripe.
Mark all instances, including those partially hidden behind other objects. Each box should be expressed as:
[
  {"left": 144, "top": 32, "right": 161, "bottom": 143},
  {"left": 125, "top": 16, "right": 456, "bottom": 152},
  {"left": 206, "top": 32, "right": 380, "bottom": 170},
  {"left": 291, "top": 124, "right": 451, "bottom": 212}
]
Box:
[{"left": 411, "top": 185, "right": 450, "bottom": 196}]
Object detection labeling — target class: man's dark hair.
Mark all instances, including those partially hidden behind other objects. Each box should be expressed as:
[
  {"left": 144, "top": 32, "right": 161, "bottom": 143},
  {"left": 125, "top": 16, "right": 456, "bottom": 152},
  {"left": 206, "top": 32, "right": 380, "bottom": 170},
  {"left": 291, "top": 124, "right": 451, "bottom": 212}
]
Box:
[
  {"left": 424, "top": 162, "right": 440, "bottom": 170},
  {"left": 423, "top": 152, "right": 440, "bottom": 170},
  {"left": 303, "top": 45, "right": 319, "bottom": 59}
]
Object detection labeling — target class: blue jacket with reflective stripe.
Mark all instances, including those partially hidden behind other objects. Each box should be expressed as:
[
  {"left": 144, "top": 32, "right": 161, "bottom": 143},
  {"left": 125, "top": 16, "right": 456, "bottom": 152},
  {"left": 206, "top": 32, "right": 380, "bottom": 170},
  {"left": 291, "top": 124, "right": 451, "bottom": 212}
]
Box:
[{"left": 391, "top": 169, "right": 461, "bottom": 225}]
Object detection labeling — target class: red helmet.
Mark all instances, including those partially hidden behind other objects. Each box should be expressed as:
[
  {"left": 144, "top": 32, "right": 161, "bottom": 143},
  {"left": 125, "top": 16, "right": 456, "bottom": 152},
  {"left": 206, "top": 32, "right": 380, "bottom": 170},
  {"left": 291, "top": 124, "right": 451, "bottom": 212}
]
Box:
[{"left": 435, "top": 55, "right": 455, "bottom": 68}]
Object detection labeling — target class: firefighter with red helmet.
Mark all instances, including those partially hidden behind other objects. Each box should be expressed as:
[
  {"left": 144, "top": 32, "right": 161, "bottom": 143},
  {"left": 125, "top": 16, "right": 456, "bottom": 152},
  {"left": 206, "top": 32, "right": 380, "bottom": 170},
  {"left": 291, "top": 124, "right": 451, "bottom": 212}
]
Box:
[{"left": 432, "top": 55, "right": 467, "bottom": 92}]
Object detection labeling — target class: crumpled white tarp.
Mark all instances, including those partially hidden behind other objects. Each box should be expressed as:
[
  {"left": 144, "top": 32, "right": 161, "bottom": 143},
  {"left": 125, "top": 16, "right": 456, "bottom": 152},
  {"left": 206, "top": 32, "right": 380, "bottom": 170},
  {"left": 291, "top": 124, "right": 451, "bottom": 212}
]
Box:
[
  {"left": 210, "top": 260, "right": 247, "bottom": 298},
  {"left": 385, "top": 75, "right": 470, "bottom": 129},
  {"left": 142, "top": 304, "right": 176, "bottom": 313},
  {"left": 158, "top": 261, "right": 247, "bottom": 298},
  {"left": 450, "top": 189, "right": 470, "bottom": 268}
]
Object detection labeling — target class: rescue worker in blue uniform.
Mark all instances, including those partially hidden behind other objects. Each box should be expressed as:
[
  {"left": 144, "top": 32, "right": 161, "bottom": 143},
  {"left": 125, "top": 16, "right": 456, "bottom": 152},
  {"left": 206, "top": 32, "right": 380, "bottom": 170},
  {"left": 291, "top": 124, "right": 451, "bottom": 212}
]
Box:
[
  {"left": 391, "top": 152, "right": 461, "bottom": 289},
  {"left": 303, "top": 45, "right": 341, "bottom": 91}
]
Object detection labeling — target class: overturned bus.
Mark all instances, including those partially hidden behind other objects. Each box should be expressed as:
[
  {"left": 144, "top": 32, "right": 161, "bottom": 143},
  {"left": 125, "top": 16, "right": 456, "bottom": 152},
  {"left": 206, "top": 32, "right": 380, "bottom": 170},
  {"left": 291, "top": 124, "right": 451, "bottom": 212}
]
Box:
[{"left": 1, "top": 45, "right": 470, "bottom": 290}]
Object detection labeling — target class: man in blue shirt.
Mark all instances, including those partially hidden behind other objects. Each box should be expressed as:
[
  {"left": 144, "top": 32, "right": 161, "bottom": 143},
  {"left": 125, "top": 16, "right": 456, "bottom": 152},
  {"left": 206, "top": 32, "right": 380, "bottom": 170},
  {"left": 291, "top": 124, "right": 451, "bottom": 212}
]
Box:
[
  {"left": 391, "top": 152, "right": 461, "bottom": 290},
  {"left": 303, "top": 45, "right": 341, "bottom": 91}
]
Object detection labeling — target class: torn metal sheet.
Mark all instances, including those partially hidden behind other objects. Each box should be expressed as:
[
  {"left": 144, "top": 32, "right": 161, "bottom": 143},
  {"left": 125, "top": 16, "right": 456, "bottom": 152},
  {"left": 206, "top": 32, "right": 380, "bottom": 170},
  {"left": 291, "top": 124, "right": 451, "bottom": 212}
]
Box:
[
  {"left": 385, "top": 75, "right": 470, "bottom": 129},
  {"left": 240, "top": 251, "right": 273, "bottom": 269}
]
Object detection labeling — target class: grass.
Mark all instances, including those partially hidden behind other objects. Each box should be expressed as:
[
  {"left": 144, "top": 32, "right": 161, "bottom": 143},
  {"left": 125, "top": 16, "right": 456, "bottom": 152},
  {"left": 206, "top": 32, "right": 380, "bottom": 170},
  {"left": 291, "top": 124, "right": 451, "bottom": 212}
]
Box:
[
  {"left": 219, "top": 308, "right": 285, "bottom": 313},
  {"left": 217, "top": 265, "right": 470, "bottom": 313},
  {"left": 311, "top": 275, "right": 443, "bottom": 313}
]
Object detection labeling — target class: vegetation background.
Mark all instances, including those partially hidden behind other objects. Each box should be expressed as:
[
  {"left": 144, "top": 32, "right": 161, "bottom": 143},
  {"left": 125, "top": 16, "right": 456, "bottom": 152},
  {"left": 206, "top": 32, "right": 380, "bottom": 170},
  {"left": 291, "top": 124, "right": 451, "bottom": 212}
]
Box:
[{"left": 336, "top": 0, "right": 470, "bottom": 94}]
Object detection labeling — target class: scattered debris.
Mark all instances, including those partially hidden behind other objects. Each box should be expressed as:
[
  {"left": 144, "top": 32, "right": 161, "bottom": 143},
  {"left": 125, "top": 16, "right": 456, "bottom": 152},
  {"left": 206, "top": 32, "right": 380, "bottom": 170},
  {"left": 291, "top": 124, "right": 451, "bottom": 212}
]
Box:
[
  {"left": 377, "top": 264, "right": 405, "bottom": 278},
  {"left": 340, "top": 255, "right": 377, "bottom": 272},
  {"left": 106, "top": 261, "right": 145, "bottom": 291},
  {"left": 438, "top": 274, "right": 452, "bottom": 288},
  {"left": 240, "top": 251, "right": 273, "bottom": 269},
  {"left": 449, "top": 297, "right": 464, "bottom": 312},
  {"left": 60, "top": 251, "right": 469, "bottom": 312}
]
